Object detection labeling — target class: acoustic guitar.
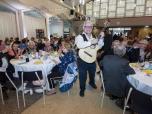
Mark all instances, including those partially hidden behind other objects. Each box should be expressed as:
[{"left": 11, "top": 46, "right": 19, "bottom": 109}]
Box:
[
  {"left": 78, "top": 44, "right": 100, "bottom": 63},
  {"left": 78, "top": 19, "right": 110, "bottom": 63}
]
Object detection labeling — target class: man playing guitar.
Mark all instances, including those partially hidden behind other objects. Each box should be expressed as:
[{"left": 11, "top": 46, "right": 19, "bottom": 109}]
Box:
[{"left": 75, "top": 20, "right": 104, "bottom": 97}]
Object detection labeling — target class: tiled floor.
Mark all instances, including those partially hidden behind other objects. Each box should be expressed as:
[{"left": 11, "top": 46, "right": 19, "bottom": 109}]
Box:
[{"left": 0, "top": 74, "right": 131, "bottom": 114}]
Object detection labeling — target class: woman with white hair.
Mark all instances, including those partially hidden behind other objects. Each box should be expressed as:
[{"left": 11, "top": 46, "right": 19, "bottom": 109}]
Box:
[
  {"left": 44, "top": 41, "right": 52, "bottom": 52},
  {"left": 27, "top": 41, "right": 36, "bottom": 54}
]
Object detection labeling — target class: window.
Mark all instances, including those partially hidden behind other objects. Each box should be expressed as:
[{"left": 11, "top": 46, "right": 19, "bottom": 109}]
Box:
[
  {"left": 126, "top": 0, "right": 135, "bottom": 3},
  {"left": 94, "top": 11, "right": 100, "bottom": 18},
  {"left": 146, "top": 8, "right": 152, "bottom": 15},
  {"left": 109, "top": 0, "right": 116, "bottom": 5},
  {"left": 117, "top": 8, "right": 125, "bottom": 15},
  {"left": 108, "top": 12, "right": 115, "bottom": 17},
  {"left": 126, "top": 3, "right": 136, "bottom": 10},
  {"left": 85, "top": 0, "right": 152, "bottom": 19},
  {"left": 109, "top": 5, "right": 116, "bottom": 11},
  {"left": 126, "top": 10, "right": 134, "bottom": 17},
  {"left": 117, "top": 0, "right": 125, "bottom": 7},
  {"left": 86, "top": 10, "right": 92, "bottom": 16},
  {"left": 146, "top": 0, "right": 152, "bottom": 7},
  {"left": 136, "top": 0, "right": 145, "bottom": 5}
]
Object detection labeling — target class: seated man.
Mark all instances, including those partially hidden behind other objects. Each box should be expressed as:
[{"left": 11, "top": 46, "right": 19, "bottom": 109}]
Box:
[{"left": 100, "top": 41, "right": 135, "bottom": 106}]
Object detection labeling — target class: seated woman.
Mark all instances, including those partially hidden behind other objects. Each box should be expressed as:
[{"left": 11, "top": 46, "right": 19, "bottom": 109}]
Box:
[
  {"left": 36, "top": 39, "right": 45, "bottom": 51},
  {"left": 27, "top": 41, "right": 36, "bottom": 54},
  {"left": 52, "top": 38, "right": 59, "bottom": 51},
  {"left": 0, "top": 40, "right": 6, "bottom": 52},
  {"left": 145, "top": 41, "right": 152, "bottom": 61},
  {"left": 7, "top": 41, "right": 22, "bottom": 60},
  {"left": 46, "top": 42, "right": 76, "bottom": 95},
  {"left": 44, "top": 41, "right": 52, "bottom": 52},
  {"left": 7, "top": 41, "right": 22, "bottom": 75}
]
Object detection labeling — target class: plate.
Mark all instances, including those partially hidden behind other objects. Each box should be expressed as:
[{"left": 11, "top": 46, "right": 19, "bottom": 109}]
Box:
[{"left": 34, "top": 88, "right": 43, "bottom": 93}]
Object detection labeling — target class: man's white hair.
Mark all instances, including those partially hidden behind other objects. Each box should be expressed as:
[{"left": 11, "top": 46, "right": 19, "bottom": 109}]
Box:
[{"left": 83, "top": 21, "right": 93, "bottom": 30}]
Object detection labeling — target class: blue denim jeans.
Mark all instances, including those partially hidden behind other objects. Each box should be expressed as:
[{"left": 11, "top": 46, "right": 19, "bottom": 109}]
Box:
[{"left": 77, "top": 58, "right": 96, "bottom": 92}]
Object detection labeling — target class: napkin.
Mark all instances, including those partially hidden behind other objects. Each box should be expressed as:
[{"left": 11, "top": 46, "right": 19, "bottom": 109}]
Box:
[{"left": 34, "top": 60, "right": 43, "bottom": 64}]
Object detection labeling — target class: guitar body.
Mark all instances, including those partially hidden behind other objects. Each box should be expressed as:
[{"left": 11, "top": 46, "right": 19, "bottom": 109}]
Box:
[{"left": 78, "top": 45, "right": 100, "bottom": 63}]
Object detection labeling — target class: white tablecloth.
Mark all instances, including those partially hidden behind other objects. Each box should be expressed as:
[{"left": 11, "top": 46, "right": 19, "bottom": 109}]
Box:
[
  {"left": 10, "top": 56, "right": 59, "bottom": 90},
  {"left": 11, "top": 58, "right": 56, "bottom": 79},
  {"left": 127, "top": 68, "right": 152, "bottom": 96}
]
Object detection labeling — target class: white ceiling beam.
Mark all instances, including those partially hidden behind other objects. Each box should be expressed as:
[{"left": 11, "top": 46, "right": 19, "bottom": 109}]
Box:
[
  {"left": 0, "top": 0, "right": 17, "bottom": 12},
  {"left": 51, "top": 0, "right": 73, "bottom": 9}
]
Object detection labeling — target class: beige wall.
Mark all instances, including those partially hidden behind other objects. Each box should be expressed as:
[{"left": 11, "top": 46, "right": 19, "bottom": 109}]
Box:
[
  {"left": 24, "top": 15, "right": 46, "bottom": 38},
  {"left": 0, "top": 11, "right": 17, "bottom": 40}
]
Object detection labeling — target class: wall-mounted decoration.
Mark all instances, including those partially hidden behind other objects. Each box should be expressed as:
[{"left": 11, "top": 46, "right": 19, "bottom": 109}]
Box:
[{"left": 36, "top": 29, "right": 44, "bottom": 38}]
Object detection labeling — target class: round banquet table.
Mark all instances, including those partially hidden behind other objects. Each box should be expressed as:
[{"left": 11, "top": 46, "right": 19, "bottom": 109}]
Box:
[
  {"left": 10, "top": 55, "right": 59, "bottom": 90},
  {"left": 127, "top": 63, "right": 152, "bottom": 96}
]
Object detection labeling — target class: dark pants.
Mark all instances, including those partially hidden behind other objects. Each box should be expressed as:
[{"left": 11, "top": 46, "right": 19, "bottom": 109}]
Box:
[
  {"left": 0, "top": 70, "right": 20, "bottom": 90},
  {"left": 0, "top": 70, "right": 14, "bottom": 85},
  {"left": 18, "top": 71, "right": 42, "bottom": 81},
  {"left": 77, "top": 58, "right": 96, "bottom": 92},
  {"left": 47, "top": 66, "right": 62, "bottom": 89}
]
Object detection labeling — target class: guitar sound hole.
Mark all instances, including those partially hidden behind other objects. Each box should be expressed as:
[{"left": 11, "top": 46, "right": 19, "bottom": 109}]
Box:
[{"left": 90, "top": 45, "right": 96, "bottom": 49}]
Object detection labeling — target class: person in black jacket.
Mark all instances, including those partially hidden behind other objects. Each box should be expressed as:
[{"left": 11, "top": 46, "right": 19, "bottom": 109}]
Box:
[
  {"left": 97, "top": 29, "right": 113, "bottom": 64},
  {"left": 100, "top": 41, "right": 135, "bottom": 100}
]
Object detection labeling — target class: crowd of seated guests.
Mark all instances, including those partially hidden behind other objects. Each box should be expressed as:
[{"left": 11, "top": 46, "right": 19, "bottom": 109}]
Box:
[
  {"left": 112, "top": 33, "right": 152, "bottom": 62},
  {"left": 99, "top": 32, "right": 152, "bottom": 113},
  {"left": 0, "top": 35, "right": 76, "bottom": 98}
]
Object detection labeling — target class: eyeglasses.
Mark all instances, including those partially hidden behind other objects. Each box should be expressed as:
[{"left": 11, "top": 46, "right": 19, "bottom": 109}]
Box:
[{"left": 84, "top": 26, "right": 93, "bottom": 29}]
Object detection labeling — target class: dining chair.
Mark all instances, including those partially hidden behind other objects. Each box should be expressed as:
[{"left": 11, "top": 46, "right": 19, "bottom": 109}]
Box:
[
  {"left": 51, "top": 77, "right": 71, "bottom": 96},
  {"left": 0, "top": 83, "right": 4, "bottom": 104},
  {"left": 5, "top": 72, "right": 20, "bottom": 108},
  {"left": 59, "top": 62, "right": 78, "bottom": 96},
  {"left": 123, "top": 87, "right": 133, "bottom": 114},
  {"left": 18, "top": 71, "right": 45, "bottom": 107},
  {"left": 49, "top": 62, "right": 78, "bottom": 96},
  {"left": 0, "top": 58, "right": 20, "bottom": 108}
]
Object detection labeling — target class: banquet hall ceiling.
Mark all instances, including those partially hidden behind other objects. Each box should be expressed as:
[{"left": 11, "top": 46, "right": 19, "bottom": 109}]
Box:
[{"left": 0, "top": 0, "right": 92, "bottom": 18}]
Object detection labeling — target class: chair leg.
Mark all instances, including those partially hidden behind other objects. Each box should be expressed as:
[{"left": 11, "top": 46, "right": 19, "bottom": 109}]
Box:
[
  {"left": 42, "top": 85, "right": 46, "bottom": 105},
  {"left": 0, "top": 86, "right": 4, "bottom": 104},
  {"left": 5, "top": 72, "right": 20, "bottom": 108},
  {"left": 100, "top": 90, "right": 105, "bottom": 108},
  {"left": 67, "top": 90, "right": 70, "bottom": 96},
  {"left": 100, "top": 71, "right": 105, "bottom": 108},
  {"left": 67, "top": 82, "right": 76, "bottom": 96},
  {"left": 35, "top": 72, "right": 45, "bottom": 105},
  {"left": 21, "top": 72, "right": 26, "bottom": 107},
  {"left": 16, "top": 90, "right": 20, "bottom": 108},
  {"left": 123, "top": 88, "right": 133, "bottom": 114}
]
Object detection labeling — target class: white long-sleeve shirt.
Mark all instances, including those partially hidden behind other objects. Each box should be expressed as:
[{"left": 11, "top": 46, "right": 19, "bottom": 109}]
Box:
[{"left": 75, "top": 32, "right": 104, "bottom": 49}]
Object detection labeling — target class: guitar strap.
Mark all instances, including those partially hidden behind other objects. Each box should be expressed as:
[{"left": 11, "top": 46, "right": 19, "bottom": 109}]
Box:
[
  {"left": 76, "top": 34, "right": 88, "bottom": 58},
  {"left": 81, "top": 34, "right": 88, "bottom": 41}
]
